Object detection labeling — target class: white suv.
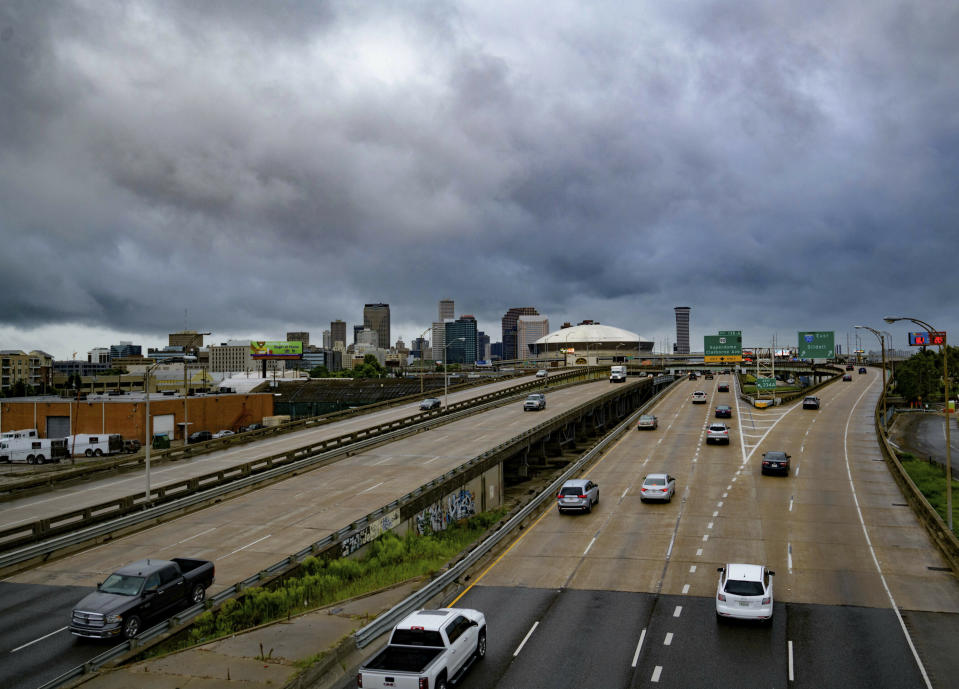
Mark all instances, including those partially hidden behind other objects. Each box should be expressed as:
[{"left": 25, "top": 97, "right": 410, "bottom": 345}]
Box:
[
  {"left": 691, "top": 391, "right": 708, "bottom": 404},
  {"left": 716, "top": 563, "right": 774, "bottom": 621}
]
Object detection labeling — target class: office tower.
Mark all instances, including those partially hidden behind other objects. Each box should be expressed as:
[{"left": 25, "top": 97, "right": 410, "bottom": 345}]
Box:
[
  {"left": 501, "top": 307, "right": 539, "bottom": 360},
  {"left": 517, "top": 315, "right": 549, "bottom": 359},
  {"left": 353, "top": 324, "right": 365, "bottom": 345},
  {"left": 432, "top": 321, "right": 446, "bottom": 361},
  {"left": 109, "top": 341, "right": 142, "bottom": 359},
  {"left": 356, "top": 329, "right": 378, "bottom": 347},
  {"left": 674, "top": 307, "right": 691, "bottom": 354},
  {"left": 445, "top": 316, "right": 478, "bottom": 364},
  {"left": 477, "top": 331, "right": 491, "bottom": 361},
  {"left": 363, "top": 303, "right": 390, "bottom": 354},
  {"left": 322, "top": 330, "right": 331, "bottom": 349},
  {"left": 286, "top": 331, "right": 309, "bottom": 349},
  {"left": 331, "top": 320, "right": 347, "bottom": 348},
  {"left": 439, "top": 299, "right": 454, "bottom": 321}
]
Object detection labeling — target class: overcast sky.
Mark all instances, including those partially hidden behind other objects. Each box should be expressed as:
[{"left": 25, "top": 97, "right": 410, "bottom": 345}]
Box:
[{"left": 1, "top": 1, "right": 956, "bottom": 361}]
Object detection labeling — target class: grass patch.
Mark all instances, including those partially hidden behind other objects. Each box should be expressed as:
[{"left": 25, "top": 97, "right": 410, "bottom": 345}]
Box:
[
  {"left": 898, "top": 453, "right": 959, "bottom": 536},
  {"left": 147, "top": 508, "right": 506, "bottom": 656}
]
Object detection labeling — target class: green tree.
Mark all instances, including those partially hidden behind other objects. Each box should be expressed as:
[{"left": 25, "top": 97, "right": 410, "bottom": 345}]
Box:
[
  {"left": 894, "top": 347, "right": 957, "bottom": 403},
  {"left": 308, "top": 365, "right": 330, "bottom": 378}
]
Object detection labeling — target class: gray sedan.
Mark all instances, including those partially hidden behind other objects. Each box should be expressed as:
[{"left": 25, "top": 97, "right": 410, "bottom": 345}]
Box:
[{"left": 640, "top": 473, "right": 676, "bottom": 503}]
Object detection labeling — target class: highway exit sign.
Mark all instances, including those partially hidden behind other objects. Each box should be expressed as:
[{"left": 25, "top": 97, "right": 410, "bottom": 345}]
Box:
[
  {"left": 704, "top": 333, "right": 743, "bottom": 363},
  {"left": 755, "top": 377, "right": 777, "bottom": 391}
]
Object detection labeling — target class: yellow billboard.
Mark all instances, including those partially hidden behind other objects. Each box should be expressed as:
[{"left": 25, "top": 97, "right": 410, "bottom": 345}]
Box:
[{"left": 250, "top": 341, "right": 303, "bottom": 359}]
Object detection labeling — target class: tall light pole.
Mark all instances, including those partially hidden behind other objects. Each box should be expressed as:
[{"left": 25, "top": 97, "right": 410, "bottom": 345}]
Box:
[
  {"left": 143, "top": 362, "right": 160, "bottom": 503},
  {"left": 884, "top": 316, "right": 952, "bottom": 530},
  {"left": 442, "top": 337, "right": 466, "bottom": 409},
  {"left": 855, "top": 325, "right": 888, "bottom": 425}
]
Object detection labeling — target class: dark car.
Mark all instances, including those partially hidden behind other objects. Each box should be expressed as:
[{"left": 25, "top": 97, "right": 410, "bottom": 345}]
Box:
[
  {"left": 802, "top": 396, "right": 820, "bottom": 410},
  {"left": 843, "top": 374, "right": 853, "bottom": 381},
  {"left": 688, "top": 372, "right": 698, "bottom": 381},
  {"left": 715, "top": 405, "right": 732, "bottom": 418},
  {"left": 858, "top": 367, "right": 867, "bottom": 374},
  {"left": 845, "top": 364, "right": 854, "bottom": 371},
  {"left": 420, "top": 398, "right": 442, "bottom": 410},
  {"left": 71, "top": 557, "right": 215, "bottom": 640},
  {"left": 761, "top": 451, "right": 791, "bottom": 476},
  {"left": 704, "top": 372, "right": 714, "bottom": 380},
  {"left": 188, "top": 430, "right": 213, "bottom": 444},
  {"left": 718, "top": 382, "right": 730, "bottom": 392}
]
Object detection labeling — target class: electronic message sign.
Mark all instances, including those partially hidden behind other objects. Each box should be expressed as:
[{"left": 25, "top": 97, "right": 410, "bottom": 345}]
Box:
[
  {"left": 908, "top": 331, "right": 947, "bottom": 346},
  {"left": 797, "top": 331, "right": 834, "bottom": 360},
  {"left": 250, "top": 341, "right": 303, "bottom": 359},
  {"left": 704, "top": 333, "right": 743, "bottom": 363}
]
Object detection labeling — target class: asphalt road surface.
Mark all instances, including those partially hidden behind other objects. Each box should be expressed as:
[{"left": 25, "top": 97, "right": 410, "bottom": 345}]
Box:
[
  {"left": 0, "top": 376, "right": 634, "bottom": 689},
  {"left": 386, "top": 370, "right": 959, "bottom": 689}
]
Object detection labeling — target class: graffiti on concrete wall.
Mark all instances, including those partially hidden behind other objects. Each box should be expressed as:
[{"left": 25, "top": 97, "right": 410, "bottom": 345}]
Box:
[
  {"left": 340, "top": 508, "right": 400, "bottom": 557},
  {"left": 415, "top": 487, "right": 476, "bottom": 535}
]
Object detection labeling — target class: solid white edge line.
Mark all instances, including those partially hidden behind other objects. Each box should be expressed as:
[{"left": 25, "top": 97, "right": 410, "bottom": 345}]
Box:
[
  {"left": 788, "top": 639, "right": 794, "bottom": 681},
  {"left": 842, "top": 379, "right": 933, "bottom": 689},
  {"left": 10, "top": 626, "right": 69, "bottom": 653},
  {"left": 513, "top": 621, "right": 539, "bottom": 657},
  {"left": 631, "top": 627, "right": 646, "bottom": 667}
]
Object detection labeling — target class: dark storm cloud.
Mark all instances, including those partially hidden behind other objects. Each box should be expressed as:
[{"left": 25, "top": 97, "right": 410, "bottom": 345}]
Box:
[{"left": 0, "top": 0, "right": 957, "bottom": 356}]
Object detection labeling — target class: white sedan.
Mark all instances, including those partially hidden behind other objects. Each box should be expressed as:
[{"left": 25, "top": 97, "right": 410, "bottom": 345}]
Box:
[
  {"left": 212, "top": 430, "right": 235, "bottom": 439},
  {"left": 640, "top": 473, "right": 676, "bottom": 502},
  {"left": 716, "top": 563, "right": 774, "bottom": 621}
]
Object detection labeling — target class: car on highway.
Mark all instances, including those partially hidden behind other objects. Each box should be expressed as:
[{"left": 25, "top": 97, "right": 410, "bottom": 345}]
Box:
[
  {"left": 704, "top": 372, "right": 714, "bottom": 380},
  {"left": 188, "top": 430, "right": 213, "bottom": 444},
  {"left": 802, "top": 396, "right": 820, "bottom": 410},
  {"left": 715, "top": 405, "right": 732, "bottom": 418},
  {"left": 691, "top": 391, "right": 707, "bottom": 404},
  {"left": 70, "top": 557, "right": 215, "bottom": 639},
  {"left": 536, "top": 369, "right": 548, "bottom": 378},
  {"left": 688, "top": 372, "right": 698, "bottom": 381},
  {"left": 716, "top": 563, "right": 774, "bottom": 621},
  {"left": 717, "top": 382, "right": 729, "bottom": 392},
  {"left": 858, "top": 367, "right": 867, "bottom": 374},
  {"left": 357, "top": 607, "right": 486, "bottom": 689},
  {"left": 640, "top": 473, "right": 676, "bottom": 502},
  {"left": 637, "top": 414, "right": 658, "bottom": 430},
  {"left": 420, "top": 398, "right": 442, "bottom": 410},
  {"left": 212, "top": 430, "right": 234, "bottom": 439},
  {"left": 845, "top": 364, "right": 854, "bottom": 371},
  {"left": 843, "top": 374, "right": 853, "bottom": 381},
  {"left": 524, "top": 393, "right": 547, "bottom": 411},
  {"left": 761, "top": 451, "right": 791, "bottom": 475},
  {"left": 707, "top": 423, "right": 730, "bottom": 444},
  {"left": 557, "top": 478, "right": 599, "bottom": 513}
]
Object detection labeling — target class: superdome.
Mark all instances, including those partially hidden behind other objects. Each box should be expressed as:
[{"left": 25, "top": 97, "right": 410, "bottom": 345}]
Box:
[
  {"left": 530, "top": 324, "right": 654, "bottom": 364},
  {"left": 535, "top": 324, "right": 643, "bottom": 346}
]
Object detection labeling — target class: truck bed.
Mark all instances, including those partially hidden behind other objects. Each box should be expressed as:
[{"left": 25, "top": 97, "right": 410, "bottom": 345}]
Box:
[{"left": 363, "top": 645, "right": 443, "bottom": 674}]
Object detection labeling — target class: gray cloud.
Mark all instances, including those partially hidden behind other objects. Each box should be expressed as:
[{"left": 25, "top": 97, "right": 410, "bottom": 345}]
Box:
[{"left": 0, "top": 0, "right": 957, "bottom": 358}]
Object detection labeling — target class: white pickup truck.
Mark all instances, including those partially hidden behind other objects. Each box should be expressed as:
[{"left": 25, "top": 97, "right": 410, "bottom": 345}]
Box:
[{"left": 357, "top": 608, "right": 486, "bottom": 689}]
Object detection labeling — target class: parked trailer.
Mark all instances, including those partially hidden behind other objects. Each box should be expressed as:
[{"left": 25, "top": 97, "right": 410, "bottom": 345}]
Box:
[
  {"left": 0, "top": 436, "right": 69, "bottom": 464},
  {"left": 65, "top": 433, "right": 125, "bottom": 458}
]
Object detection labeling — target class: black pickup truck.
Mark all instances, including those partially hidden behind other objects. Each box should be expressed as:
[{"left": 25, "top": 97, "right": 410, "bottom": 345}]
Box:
[{"left": 70, "top": 557, "right": 214, "bottom": 639}]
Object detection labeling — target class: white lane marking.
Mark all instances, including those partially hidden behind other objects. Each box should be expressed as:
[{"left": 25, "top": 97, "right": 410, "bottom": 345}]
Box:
[
  {"left": 425, "top": 455, "right": 442, "bottom": 464},
  {"left": 218, "top": 534, "right": 272, "bottom": 560},
  {"left": 652, "top": 665, "right": 663, "bottom": 682},
  {"left": 696, "top": 548, "right": 703, "bottom": 556},
  {"left": 10, "top": 626, "right": 68, "bottom": 653},
  {"left": 666, "top": 529, "right": 676, "bottom": 560},
  {"left": 673, "top": 605, "right": 683, "bottom": 617},
  {"left": 583, "top": 537, "right": 597, "bottom": 555},
  {"left": 682, "top": 584, "right": 690, "bottom": 595},
  {"left": 631, "top": 628, "right": 646, "bottom": 667},
  {"left": 359, "top": 481, "right": 384, "bottom": 494},
  {"left": 622, "top": 488, "right": 629, "bottom": 498},
  {"left": 795, "top": 465, "right": 801, "bottom": 477},
  {"left": 717, "top": 501, "right": 724, "bottom": 507},
  {"left": 727, "top": 485, "right": 732, "bottom": 490},
  {"left": 707, "top": 522, "right": 714, "bottom": 530},
  {"left": 787, "top": 542, "right": 793, "bottom": 574},
  {"left": 664, "top": 632, "right": 674, "bottom": 645},
  {"left": 172, "top": 526, "right": 217, "bottom": 546},
  {"left": 842, "top": 379, "right": 933, "bottom": 689},
  {"left": 513, "top": 621, "right": 539, "bottom": 656},
  {"left": 788, "top": 639, "right": 795, "bottom": 681},
  {"left": 702, "top": 534, "right": 709, "bottom": 542},
  {"left": 371, "top": 456, "right": 393, "bottom": 466},
  {"left": 722, "top": 492, "right": 728, "bottom": 498},
  {"left": 789, "top": 496, "right": 794, "bottom": 512},
  {"left": 689, "top": 565, "right": 697, "bottom": 573},
  {"left": 712, "top": 511, "right": 719, "bottom": 517}
]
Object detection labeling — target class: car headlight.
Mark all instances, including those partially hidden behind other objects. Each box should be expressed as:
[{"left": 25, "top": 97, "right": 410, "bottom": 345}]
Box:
[{"left": 106, "top": 614, "right": 122, "bottom": 623}]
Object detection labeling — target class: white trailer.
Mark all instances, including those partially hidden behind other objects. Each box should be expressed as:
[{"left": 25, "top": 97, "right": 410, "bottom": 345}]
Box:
[
  {"left": 0, "top": 434, "right": 69, "bottom": 464},
  {"left": 66, "top": 434, "right": 125, "bottom": 458}
]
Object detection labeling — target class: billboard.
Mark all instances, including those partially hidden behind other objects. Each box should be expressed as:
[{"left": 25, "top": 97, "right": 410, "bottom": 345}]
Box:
[
  {"left": 704, "top": 333, "right": 743, "bottom": 363},
  {"left": 797, "top": 331, "right": 834, "bottom": 360},
  {"left": 250, "top": 341, "right": 303, "bottom": 359}
]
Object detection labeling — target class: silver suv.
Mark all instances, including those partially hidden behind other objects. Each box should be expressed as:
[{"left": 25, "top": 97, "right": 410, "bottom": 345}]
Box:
[
  {"left": 706, "top": 423, "right": 730, "bottom": 444},
  {"left": 557, "top": 478, "right": 599, "bottom": 514},
  {"left": 524, "top": 393, "right": 546, "bottom": 411}
]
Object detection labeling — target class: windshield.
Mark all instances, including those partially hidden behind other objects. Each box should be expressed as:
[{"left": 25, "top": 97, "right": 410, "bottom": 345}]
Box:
[{"left": 100, "top": 573, "right": 145, "bottom": 596}]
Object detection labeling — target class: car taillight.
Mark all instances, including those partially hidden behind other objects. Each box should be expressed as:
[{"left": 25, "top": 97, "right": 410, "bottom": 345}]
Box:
[
  {"left": 762, "top": 597, "right": 771, "bottom": 605},
  {"left": 419, "top": 678, "right": 429, "bottom": 689},
  {"left": 717, "top": 593, "right": 726, "bottom": 601},
  {"left": 578, "top": 494, "right": 587, "bottom": 499},
  {"left": 357, "top": 673, "right": 363, "bottom": 687},
  {"left": 661, "top": 488, "right": 668, "bottom": 492},
  {"left": 557, "top": 493, "right": 563, "bottom": 499}
]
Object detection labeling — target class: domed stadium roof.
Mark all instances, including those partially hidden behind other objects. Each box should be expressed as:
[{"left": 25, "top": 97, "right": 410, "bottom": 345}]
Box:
[{"left": 535, "top": 324, "right": 647, "bottom": 345}]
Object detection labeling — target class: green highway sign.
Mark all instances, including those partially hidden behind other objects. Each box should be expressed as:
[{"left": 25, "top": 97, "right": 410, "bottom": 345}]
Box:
[
  {"left": 718, "top": 330, "right": 742, "bottom": 337},
  {"left": 704, "top": 333, "right": 743, "bottom": 363},
  {"left": 755, "top": 377, "right": 777, "bottom": 391},
  {"left": 798, "top": 331, "right": 834, "bottom": 359}
]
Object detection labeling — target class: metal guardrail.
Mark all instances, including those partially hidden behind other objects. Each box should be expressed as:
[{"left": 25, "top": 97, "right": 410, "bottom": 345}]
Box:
[
  {"left": 0, "top": 371, "right": 590, "bottom": 555},
  {"left": 353, "top": 374, "right": 678, "bottom": 647},
  {"left": 34, "top": 369, "right": 648, "bottom": 689}
]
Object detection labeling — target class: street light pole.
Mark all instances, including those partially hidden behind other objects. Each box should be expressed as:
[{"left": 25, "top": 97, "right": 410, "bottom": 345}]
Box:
[
  {"left": 855, "top": 325, "right": 887, "bottom": 426},
  {"left": 144, "top": 362, "right": 159, "bottom": 503},
  {"left": 885, "top": 316, "right": 952, "bottom": 531}
]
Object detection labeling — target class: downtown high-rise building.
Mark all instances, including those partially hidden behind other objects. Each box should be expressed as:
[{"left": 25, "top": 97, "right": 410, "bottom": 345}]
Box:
[
  {"left": 364, "top": 303, "right": 390, "bottom": 353},
  {"left": 517, "top": 315, "right": 549, "bottom": 359},
  {"left": 674, "top": 306, "right": 691, "bottom": 354},
  {"left": 286, "top": 331, "right": 309, "bottom": 349},
  {"left": 322, "top": 330, "right": 331, "bottom": 349},
  {"left": 445, "top": 316, "right": 478, "bottom": 364},
  {"left": 330, "top": 320, "right": 347, "bottom": 348},
  {"left": 439, "top": 298, "right": 454, "bottom": 321},
  {"left": 501, "top": 307, "right": 540, "bottom": 360}
]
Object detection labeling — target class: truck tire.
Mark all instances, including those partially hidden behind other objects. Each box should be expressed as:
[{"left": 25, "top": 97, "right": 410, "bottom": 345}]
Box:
[
  {"left": 36, "top": 454, "right": 45, "bottom": 463},
  {"left": 94, "top": 449, "right": 103, "bottom": 457},
  {"left": 27, "top": 455, "right": 36, "bottom": 464},
  {"left": 191, "top": 584, "right": 206, "bottom": 605},
  {"left": 435, "top": 674, "right": 448, "bottom": 689},
  {"left": 475, "top": 629, "right": 486, "bottom": 659},
  {"left": 85, "top": 449, "right": 93, "bottom": 457},
  {"left": 123, "top": 615, "right": 142, "bottom": 639}
]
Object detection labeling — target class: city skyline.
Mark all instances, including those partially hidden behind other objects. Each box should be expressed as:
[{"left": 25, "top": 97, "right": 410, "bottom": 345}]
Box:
[{"left": 1, "top": 3, "right": 955, "bottom": 361}]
